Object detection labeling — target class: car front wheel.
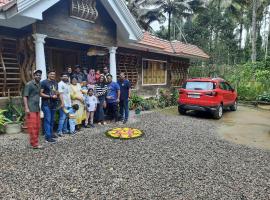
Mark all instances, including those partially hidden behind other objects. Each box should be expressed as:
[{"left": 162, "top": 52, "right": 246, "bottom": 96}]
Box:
[
  {"left": 230, "top": 101, "right": 237, "bottom": 111},
  {"left": 213, "top": 105, "right": 223, "bottom": 119}
]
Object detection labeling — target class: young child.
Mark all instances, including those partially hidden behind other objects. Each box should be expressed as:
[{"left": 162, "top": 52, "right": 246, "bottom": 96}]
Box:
[
  {"left": 81, "top": 80, "right": 88, "bottom": 95},
  {"left": 64, "top": 104, "right": 79, "bottom": 134},
  {"left": 84, "top": 88, "right": 97, "bottom": 128}
]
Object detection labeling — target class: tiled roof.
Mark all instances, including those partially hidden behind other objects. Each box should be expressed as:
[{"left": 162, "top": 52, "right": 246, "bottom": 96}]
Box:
[
  {"left": 138, "top": 32, "right": 209, "bottom": 59},
  {"left": 0, "top": 0, "right": 15, "bottom": 10},
  {"left": 0, "top": 0, "right": 11, "bottom": 6}
]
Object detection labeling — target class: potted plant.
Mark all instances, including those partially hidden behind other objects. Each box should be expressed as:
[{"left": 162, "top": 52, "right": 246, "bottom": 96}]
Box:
[
  {"left": 5, "top": 120, "right": 22, "bottom": 134},
  {"left": 135, "top": 105, "right": 142, "bottom": 115},
  {"left": 3, "top": 98, "right": 25, "bottom": 134},
  {"left": 130, "top": 92, "right": 144, "bottom": 113}
]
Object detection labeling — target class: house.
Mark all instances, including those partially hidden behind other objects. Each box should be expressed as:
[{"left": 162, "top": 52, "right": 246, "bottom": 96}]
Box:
[{"left": 0, "top": 0, "right": 209, "bottom": 100}]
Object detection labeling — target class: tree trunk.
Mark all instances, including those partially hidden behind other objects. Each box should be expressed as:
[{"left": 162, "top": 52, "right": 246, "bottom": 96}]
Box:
[
  {"left": 168, "top": 10, "right": 171, "bottom": 41},
  {"left": 265, "top": 7, "right": 270, "bottom": 60},
  {"left": 239, "top": 8, "right": 244, "bottom": 50},
  {"left": 251, "top": 0, "right": 257, "bottom": 62}
]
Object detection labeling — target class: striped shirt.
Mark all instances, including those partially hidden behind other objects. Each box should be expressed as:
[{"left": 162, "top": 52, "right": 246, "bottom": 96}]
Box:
[{"left": 94, "top": 83, "right": 108, "bottom": 98}]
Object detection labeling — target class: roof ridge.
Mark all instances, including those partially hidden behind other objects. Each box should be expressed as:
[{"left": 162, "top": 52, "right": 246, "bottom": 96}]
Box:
[
  {"left": 145, "top": 31, "right": 199, "bottom": 47},
  {"left": 137, "top": 32, "right": 209, "bottom": 59}
]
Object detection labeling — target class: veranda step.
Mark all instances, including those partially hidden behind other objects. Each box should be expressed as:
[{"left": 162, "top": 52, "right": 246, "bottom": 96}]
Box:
[
  {"left": 3, "top": 56, "right": 18, "bottom": 61},
  {"left": 2, "top": 52, "right": 17, "bottom": 56},
  {"left": 0, "top": 67, "right": 20, "bottom": 70},
  {"left": 1, "top": 37, "right": 17, "bottom": 41},
  {"left": 3, "top": 62, "right": 19, "bottom": 65},
  {"left": 2, "top": 47, "right": 16, "bottom": 50},
  {"left": 6, "top": 77, "right": 20, "bottom": 80},
  {"left": 0, "top": 83, "right": 20, "bottom": 85}
]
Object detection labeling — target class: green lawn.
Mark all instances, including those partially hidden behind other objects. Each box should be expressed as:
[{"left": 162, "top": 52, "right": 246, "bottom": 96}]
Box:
[{"left": 157, "top": 106, "right": 178, "bottom": 116}]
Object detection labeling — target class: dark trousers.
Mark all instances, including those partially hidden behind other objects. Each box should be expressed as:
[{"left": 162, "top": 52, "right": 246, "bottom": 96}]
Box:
[
  {"left": 96, "top": 97, "right": 105, "bottom": 122},
  {"left": 107, "top": 102, "right": 118, "bottom": 122},
  {"left": 119, "top": 99, "right": 129, "bottom": 121}
]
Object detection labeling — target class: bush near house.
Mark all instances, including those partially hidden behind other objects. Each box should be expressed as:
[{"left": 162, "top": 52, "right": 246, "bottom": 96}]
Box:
[
  {"left": 189, "top": 58, "right": 270, "bottom": 102},
  {"left": 129, "top": 88, "right": 179, "bottom": 111}
]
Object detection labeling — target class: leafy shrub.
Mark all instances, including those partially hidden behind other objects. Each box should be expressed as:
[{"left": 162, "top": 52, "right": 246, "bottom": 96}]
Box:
[
  {"left": 170, "top": 88, "right": 179, "bottom": 106},
  {"left": 5, "top": 98, "right": 25, "bottom": 122},
  {"left": 158, "top": 88, "right": 179, "bottom": 107},
  {"left": 128, "top": 88, "right": 179, "bottom": 111},
  {"left": 129, "top": 92, "right": 145, "bottom": 110},
  {"left": 190, "top": 58, "right": 270, "bottom": 101},
  {"left": 0, "top": 110, "right": 12, "bottom": 133},
  {"left": 257, "top": 92, "right": 270, "bottom": 102},
  {"left": 143, "top": 98, "right": 158, "bottom": 110}
]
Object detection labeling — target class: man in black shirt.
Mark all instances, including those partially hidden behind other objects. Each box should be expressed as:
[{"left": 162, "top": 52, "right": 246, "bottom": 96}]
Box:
[{"left": 40, "top": 70, "right": 58, "bottom": 143}]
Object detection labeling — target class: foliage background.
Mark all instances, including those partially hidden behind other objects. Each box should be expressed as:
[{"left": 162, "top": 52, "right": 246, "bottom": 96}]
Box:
[
  {"left": 189, "top": 58, "right": 270, "bottom": 101},
  {"left": 125, "top": 0, "right": 270, "bottom": 102}
]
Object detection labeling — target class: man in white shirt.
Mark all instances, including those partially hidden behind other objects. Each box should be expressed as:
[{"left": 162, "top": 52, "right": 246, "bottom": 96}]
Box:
[{"left": 57, "top": 73, "right": 72, "bottom": 136}]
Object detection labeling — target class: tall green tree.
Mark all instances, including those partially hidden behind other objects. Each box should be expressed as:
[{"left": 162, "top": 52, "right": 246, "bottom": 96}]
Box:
[
  {"left": 150, "top": 0, "right": 203, "bottom": 40},
  {"left": 125, "top": 0, "right": 166, "bottom": 31}
]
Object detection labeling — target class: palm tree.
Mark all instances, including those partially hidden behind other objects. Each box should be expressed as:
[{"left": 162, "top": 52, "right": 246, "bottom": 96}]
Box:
[
  {"left": 125, "top": 0, "right": 166, "bottom": 31},
  {"left": 150, "top": 0, "right": 203, "bottom": 40},
  {"left": 126, "top": 0, "right": 204, "bottom": 38}
]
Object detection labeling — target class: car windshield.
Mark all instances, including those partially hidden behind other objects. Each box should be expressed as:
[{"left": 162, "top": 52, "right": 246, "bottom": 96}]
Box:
[{"left": 184, "top": 81, "right": 214, "bottom": 90}]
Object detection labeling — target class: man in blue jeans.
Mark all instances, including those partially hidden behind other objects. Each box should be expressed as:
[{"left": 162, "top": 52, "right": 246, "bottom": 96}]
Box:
[
  {"left": 106, "top": 74, "right": 120, "bottom": 123},
  {"left": 40, "top": 70, "right": 58, "bottom": 143},
  {"left": 117, "top": 72, "right": 131, "bottom": 124},
  {"left": 57, "top": 73, "right": 72, "bottom": 136}
]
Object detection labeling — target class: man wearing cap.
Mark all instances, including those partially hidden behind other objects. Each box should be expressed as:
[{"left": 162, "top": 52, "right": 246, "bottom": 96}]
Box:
[{"left": 23, "top": 70, "right": 43, "bottom": 149}]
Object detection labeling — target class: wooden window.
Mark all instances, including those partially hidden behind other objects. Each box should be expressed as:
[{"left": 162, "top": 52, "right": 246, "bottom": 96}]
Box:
[
  {"left": 142, "top": 59, "right": 167, "bottom": 85},
  {"left": 117, "top": 54, "right": 138, "bottom": 88},
  {"left": 170, "top": 60, "right": 188, "bottom": 87}
]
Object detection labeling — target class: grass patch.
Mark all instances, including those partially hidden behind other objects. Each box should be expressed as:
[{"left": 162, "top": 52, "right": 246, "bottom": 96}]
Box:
[{"left": 157, "top": 106, "right": 178, "bottom": 116}]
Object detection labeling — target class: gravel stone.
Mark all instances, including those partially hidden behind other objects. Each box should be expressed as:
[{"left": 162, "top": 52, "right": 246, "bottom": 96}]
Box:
[{"left": 0, "top": 110, "right": 269, "bottom": 199}]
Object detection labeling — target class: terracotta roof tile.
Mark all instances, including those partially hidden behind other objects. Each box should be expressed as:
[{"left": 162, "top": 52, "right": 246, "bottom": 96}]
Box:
[
  {"left": 138, "top": 32, "right": 166, "bottom": 50},
  {"left": 171, "top": 40, "right": 209, "bottom": 59},
  {"left": 0, "top": 0, "right": 11, "bottom": 6},
  {"left": 138, "top": 32, "right": 209, "bottom": 59}
]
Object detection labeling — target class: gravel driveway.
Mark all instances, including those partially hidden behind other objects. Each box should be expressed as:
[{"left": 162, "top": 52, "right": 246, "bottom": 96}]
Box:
[{"left": 0, "top": 111, "right": 269, "bottom": 199}]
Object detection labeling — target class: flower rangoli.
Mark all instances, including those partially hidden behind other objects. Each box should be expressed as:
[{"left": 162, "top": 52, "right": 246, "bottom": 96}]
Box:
[{"left": 105, "top": 127, "right": 144, "bottom": 139}]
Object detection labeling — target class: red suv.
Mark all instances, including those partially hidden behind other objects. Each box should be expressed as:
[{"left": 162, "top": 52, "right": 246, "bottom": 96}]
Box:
[{"left": 178, "top": 78, "right": 237, "bottom": 119}]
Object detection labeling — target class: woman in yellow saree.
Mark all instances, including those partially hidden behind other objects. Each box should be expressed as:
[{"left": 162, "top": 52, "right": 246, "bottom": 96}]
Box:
[{"left": 70, "top": 77, "right": 86, "bottom": 128}]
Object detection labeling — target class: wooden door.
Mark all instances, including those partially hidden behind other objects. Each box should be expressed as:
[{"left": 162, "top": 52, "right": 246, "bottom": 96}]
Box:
[{"left": 51, "top": 49, "right": 79, "bottom": 80}]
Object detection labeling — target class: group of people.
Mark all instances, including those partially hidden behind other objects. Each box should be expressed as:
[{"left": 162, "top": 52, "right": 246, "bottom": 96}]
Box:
[{"left": 23, "top": 66, "right": 131, "bottom": 149}]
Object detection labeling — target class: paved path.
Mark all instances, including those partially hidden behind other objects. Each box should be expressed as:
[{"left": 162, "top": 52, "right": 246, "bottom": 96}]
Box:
[
  {"left": 0, "top": 109, "right": 269, "bottom": 199},
  {"left": 218, "top": 105, "right": 270, "bottom": 150}
]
